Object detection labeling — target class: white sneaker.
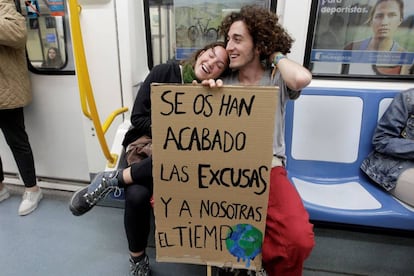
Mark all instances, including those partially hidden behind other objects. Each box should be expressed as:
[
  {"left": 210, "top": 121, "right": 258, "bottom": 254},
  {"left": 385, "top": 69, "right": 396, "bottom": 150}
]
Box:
[
  {"left": 18, "top": 189, "right": 43, "bottom": 216},
  {"left": 0, "top": 187, "right": 10, "bottom": 202}
]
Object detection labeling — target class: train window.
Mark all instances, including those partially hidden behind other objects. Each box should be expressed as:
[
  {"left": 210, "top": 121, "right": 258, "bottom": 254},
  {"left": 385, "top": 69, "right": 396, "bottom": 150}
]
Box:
[
  {"left": 16, "top": 0, "right": 74, "bottom": 74},
  {"left": 306, "top": 0, "right": 414, "bottom": 79},
  {"left": 147, "top": 0, "right": 273, "bottom": 67}
]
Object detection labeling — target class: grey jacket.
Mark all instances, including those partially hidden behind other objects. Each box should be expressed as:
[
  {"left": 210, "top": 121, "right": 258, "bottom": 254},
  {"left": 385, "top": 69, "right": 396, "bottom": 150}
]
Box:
[
  {"left": 361, "top": 88, "right": 414, "bottom": 191},
  {"left": 0, "top": 0, "right": 31, "bottom": 110}
]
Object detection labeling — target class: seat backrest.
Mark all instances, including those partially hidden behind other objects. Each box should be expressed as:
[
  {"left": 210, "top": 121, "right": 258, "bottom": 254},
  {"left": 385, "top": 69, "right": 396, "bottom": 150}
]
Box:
[{"left": 285, "top": 87, "right": 398, "bottom": 179}]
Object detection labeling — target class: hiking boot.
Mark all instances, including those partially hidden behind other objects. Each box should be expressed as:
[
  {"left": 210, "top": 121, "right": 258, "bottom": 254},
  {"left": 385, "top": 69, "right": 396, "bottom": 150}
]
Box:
[
  {"left": 69, "top": 170, "right": 121, "bottom": 216},
  {"left": 18, "top": 188, "right": 43, "bottom": 216},
  {"left": 129, "top": 255, "right": 151, "bottom": 276},
  {"left": 0, "top": 186, "right": 10, "bottom": 203}
]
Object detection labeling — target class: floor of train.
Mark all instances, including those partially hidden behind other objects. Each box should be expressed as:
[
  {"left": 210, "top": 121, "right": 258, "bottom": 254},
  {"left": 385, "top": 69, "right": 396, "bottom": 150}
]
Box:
[{"left": 1, "top": 185, "right": 414, "bottom": 276}]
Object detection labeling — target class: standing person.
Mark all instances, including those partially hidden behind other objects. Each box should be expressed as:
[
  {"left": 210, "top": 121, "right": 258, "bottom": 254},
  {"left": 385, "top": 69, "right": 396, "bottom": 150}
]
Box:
[
  {"left": 204, "top": 5, "right": 315, "bottom": 276},
  {"left": 344, "top": 0, "right": 409, "bottom": 75},
  {"left": 69, "top": 41, "right": 229, "bottom": 276},
  {"left": 0, "top": 0, "right": 42, "bottom": 215},
  {"left": 41, "top": 47, "right": 63, "bottom": 68},
  {"left": 361, "top": 88, "right": 414, "bottom": 207}
]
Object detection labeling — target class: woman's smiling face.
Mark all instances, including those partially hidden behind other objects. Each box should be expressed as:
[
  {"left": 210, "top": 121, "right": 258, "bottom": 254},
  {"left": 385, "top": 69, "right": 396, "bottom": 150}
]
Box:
[{"left": 194, "top": 46, "right": 228, "bottom": 80}]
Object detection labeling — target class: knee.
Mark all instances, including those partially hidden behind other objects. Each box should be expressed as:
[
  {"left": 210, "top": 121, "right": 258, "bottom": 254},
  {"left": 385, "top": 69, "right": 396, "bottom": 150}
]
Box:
[
  {"left": 285, "top": 221, "right": 315, "bottom": 257},
  {"left": 262, "top": 221, "right": 315, "bottom": 263},
  {"left": 125, "top": 185, "right": 151, "bottom": 209},
  {"left": 289, "top": 229, "right": 315, "bottom": 258}
]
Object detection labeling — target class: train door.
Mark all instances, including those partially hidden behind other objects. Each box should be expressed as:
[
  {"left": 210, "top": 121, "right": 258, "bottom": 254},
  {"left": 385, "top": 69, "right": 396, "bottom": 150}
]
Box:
[
  {"left": 1, "top": 0, "right": 148, "bottom": 189},
  {"left": 1, "top": 0, "right": 90, "bottom": 188}
]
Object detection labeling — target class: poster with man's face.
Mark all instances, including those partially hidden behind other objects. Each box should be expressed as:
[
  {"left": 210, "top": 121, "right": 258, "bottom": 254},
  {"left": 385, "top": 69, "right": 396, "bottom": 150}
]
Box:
[{"left": 310, "top": 0, "right": 414, "bottom": 76}]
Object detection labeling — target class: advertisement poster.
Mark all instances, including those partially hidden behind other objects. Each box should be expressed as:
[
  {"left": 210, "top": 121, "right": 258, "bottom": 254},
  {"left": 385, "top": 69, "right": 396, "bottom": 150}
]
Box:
[
  {"left": 174, "top": 0, "right": 270, "bottom": 60},
  {"left": 151, "top": 84, "right": 278, "bottom": 270},
  {"left": 48, "top": 0, "right": 65, "bottom": 16},
  {"left": 311, "top": 0, "right": 414, "bottom": 76}
]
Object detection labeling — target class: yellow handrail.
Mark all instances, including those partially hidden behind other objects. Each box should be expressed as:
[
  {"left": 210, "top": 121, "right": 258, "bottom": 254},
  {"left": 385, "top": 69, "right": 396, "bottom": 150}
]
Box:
[
  {"left": 67, "top": 0, "right": 128, "bottom": 168},
  {"left": 103, "top": 107, "right": 129, "bottom": 134}
]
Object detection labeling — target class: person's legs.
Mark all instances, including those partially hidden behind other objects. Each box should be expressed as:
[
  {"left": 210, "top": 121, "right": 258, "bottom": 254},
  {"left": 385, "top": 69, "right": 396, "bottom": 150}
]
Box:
[
  {"left": 0, "top": 108, "right": 37, "bottom": 188},
  {"left": 0, "top": 108, "right": 42, "bottom": 214},
  {"left": 390, "top": 168, "right": 414, "bottom": 207},
  {"left": 128, "top": 157, "right": 153, "bottom": 188},
  {"left": 69, "top": 157, "right": 153, "bottom": 216},
  {"left": 123, "top": 177, "right": 152, "bottom": 276},
  {"left": 69, "top": 152, "right": 153, "bottom": 274},
  {"left": 124, "top": 184, "right": 152, "bottom": 253},
  {"left": 261, "top": 166, "right": 315, "bottom": 276}
]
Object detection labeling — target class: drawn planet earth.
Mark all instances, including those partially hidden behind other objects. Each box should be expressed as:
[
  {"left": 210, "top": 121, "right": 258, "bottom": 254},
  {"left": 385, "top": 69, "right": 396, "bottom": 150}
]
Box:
[{"left": 225, "top": 224, "right": 263, "bottom": 267}]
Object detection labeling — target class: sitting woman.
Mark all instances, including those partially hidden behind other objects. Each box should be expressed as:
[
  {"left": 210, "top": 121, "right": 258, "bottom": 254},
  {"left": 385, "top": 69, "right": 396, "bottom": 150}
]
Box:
[
  {"left": 361, "top": 88, "right": 414, "bottom": 207},
  {"left": 69, "top": 41, "right": 229, "bottom": 276}
]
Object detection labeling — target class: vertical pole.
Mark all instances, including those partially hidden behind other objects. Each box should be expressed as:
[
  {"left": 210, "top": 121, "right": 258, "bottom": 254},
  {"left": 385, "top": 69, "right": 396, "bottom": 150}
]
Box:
[{"left": 207, "top": 265, "right": 212, "bottom": 276}]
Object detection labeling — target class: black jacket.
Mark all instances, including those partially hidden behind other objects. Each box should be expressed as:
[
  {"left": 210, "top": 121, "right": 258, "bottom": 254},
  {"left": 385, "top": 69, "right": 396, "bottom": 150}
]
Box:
[{"left": 122, "top": 62, "right": 182, "bottom": 147}]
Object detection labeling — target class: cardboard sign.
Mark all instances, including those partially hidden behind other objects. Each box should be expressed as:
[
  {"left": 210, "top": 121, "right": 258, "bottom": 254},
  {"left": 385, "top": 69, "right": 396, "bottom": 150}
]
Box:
[{"left": 151, "top": 84, "right": 278, "bottom": 271}]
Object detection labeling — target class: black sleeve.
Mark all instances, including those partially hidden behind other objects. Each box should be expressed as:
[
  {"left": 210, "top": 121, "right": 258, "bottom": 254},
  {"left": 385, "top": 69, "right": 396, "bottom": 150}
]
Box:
[
  {"left": 129, "top": 68, "right": 158, "bottom": 135},
  {"left": 123, "top": 63, "right": 181, "bottom": 147}
]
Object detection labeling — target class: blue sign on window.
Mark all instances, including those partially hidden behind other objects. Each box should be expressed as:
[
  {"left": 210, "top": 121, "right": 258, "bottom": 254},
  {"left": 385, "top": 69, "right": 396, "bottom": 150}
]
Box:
[{"left": 46, "top": 34, "right": 57, "bottom": 43}]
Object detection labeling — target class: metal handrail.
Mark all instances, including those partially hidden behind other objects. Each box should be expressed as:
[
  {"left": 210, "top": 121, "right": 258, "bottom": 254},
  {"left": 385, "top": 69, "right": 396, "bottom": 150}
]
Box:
[{"left": 67, "top": 0, "right": 128, "bottom": 167}]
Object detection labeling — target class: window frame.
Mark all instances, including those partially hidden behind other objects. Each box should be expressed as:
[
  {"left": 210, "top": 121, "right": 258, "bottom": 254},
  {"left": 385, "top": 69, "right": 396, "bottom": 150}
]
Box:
[
  {"left": 144, "top": 0, "right": 277, "bottom": 70},
  {"left": 16, "top": 0, "right": 74, "bottom": 75}
]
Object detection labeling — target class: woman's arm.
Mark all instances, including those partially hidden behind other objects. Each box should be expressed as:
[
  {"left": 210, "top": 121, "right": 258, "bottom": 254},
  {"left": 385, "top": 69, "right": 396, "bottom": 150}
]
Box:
[
  {"left": 373, "top": 91, "right": 414, "bottom": 159},
  {"left": 130, "top": 63, "right": 182, "bottom": 135},
  {"left": 0, "top": 1, "right": 27, "bottom": 48}
]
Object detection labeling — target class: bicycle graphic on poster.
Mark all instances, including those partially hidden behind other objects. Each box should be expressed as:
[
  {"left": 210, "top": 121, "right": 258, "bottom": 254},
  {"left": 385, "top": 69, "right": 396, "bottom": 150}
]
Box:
[{"left": 187, "top": 17, "right": 218, "bottom": 43}]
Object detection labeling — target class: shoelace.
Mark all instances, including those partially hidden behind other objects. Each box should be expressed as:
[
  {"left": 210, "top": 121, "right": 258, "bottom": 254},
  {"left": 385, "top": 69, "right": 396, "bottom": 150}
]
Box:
[
  {"left": 130, "top": 258, "right": 149, "bottom": 276},
  {"left": 84, "top": 178, "right": 120, "bottom": 205},
  {"left": 113, "top": 186, "right": 122, "bottom": 197}
]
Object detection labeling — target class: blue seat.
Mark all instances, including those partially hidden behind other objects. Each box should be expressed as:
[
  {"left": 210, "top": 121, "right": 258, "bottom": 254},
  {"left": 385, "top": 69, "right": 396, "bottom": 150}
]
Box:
[{"left": 285, "top": 87, "right": 414, "bottom": 231}]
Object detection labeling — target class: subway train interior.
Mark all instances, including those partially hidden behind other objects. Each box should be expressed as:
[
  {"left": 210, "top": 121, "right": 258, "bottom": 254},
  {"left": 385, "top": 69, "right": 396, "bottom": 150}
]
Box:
[{"left": 1, "top": 0, "right": 414, "bottom": 275}]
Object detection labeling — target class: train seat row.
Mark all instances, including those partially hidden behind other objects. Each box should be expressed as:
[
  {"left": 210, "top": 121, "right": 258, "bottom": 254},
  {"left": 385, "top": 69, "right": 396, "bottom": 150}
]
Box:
[{"left": 285, "top": 87, "right": 414, "bottom": 231}]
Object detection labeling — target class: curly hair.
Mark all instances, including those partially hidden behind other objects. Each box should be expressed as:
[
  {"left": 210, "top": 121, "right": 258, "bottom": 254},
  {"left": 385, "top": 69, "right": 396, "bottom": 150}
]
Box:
[{"left": 219, "top": 5, "right": 294, "bottom": 61}]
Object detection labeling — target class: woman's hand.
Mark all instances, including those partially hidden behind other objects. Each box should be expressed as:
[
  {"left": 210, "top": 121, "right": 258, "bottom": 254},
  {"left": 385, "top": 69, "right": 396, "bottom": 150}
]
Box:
[{"left": 200, "top": 79, "right": 223, "bottom": 88}]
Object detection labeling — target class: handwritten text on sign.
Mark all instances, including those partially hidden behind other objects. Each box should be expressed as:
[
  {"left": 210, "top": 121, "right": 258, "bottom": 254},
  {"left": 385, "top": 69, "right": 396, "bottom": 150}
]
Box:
[{"left": 151, "top": 84, "right": 278, "bottom": 270}]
